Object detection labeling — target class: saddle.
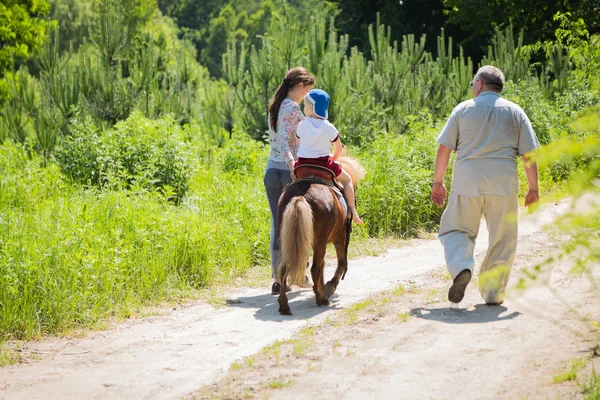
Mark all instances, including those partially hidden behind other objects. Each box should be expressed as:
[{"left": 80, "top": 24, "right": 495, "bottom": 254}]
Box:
[
  {"left": 292, "top": 164, "right": 350, "bottom": 219},
  {"left": 293, "top": 164, "right": 342, "bottom": 191},
  {"left": 295, "top": 164, "right": 335, "bottom": 181}
]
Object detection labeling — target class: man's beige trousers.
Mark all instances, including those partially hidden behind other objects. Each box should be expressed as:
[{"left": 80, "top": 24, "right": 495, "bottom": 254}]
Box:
[{"left": 438, "top": 192, "right": 519, "bottom": 303}]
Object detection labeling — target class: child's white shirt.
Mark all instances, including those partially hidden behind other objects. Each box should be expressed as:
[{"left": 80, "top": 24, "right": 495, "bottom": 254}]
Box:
[{"left": 296, "top": 117, "right": 339, "bottom": 158}]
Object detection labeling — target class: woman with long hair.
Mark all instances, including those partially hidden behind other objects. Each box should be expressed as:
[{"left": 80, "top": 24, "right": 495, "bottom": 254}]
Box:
[{"left": 264, "top": 67, "right": 314, "bottom": 295}]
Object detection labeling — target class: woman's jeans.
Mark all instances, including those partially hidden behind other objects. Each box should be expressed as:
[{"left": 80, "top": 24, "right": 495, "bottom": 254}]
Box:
[{"left": 264, "top": 168, "right": 292, "bottom": 279}]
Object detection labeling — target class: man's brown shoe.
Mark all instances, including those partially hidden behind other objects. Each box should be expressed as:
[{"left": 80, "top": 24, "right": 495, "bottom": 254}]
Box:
[{"left": 448, "top": 269, "right": 472, "bottom": 304}]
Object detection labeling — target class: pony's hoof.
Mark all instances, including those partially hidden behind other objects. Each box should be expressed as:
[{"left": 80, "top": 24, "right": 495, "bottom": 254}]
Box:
[
  {"left": 324, "top": 282, "right": 336, "bottom": 298},
  {"left": 316, "top": 297, "right": 330, "bottom": 307},
  {"left": 278, "top": 306, "right": 292, "bottom": 315}
]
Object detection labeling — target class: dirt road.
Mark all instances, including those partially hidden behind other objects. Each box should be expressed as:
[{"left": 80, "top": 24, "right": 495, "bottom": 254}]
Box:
[{"left": 1, "top": 199, "right": 598, "bottom": 399}]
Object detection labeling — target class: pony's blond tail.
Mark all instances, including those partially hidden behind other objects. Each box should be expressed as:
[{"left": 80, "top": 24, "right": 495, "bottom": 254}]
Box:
[{"left": 278, "top": 196, "right": 313, "bottom": 286}]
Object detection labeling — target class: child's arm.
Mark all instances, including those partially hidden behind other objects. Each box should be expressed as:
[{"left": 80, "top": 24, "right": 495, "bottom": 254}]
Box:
[{"left": 331, "top": 137, "right": 342, "bottom": 161}]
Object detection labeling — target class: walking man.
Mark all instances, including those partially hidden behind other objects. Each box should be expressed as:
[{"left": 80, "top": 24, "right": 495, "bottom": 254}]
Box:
[{"left": 431, "top": 65, "right": 540, "bottom": 305}]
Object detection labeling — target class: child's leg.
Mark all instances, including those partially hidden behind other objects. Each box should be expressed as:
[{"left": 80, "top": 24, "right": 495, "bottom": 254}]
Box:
[{"left": 337, "top": 170, "right": 363, "bottom": 225}]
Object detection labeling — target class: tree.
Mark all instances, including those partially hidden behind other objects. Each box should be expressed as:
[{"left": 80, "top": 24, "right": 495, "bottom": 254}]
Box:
[
  {"left": 200, "top": 1, "right": 275, "bottom": 77},
  {"left": 47, "top": 0, "right": 95, "bottom": 53},
  {"left": 156, "top": 0, "right": 227, "bottom": 69},
  {"left": 46, "top": 0, "right": 158, "bottom": 55},
  {"left": 331, "top": 0, "right": 456, "bottom": 57},
  {"left": 200, "top": 5, "right": 237, "bottom": 77},
  {"left": 0, "top": 0, "right": 52, "bottom": 76},
  {"left": 443, "top": 0, "right": 600, "bottom": 52}
]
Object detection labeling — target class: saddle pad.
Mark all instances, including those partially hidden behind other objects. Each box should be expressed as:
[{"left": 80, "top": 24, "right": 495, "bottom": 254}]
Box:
[{"left": 291, "top": 176, "right": 348, "bottom": 218}]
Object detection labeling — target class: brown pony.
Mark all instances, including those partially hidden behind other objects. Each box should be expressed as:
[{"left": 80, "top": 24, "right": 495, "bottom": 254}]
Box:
[{"left": 276, "top": 156, "right": 365, "bottom": 315}]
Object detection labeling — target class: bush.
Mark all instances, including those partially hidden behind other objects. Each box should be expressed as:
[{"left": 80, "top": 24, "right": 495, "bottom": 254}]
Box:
[
  {"left": 0, "top": 142, "right": 68, "bottom": 211},
  {"left": 502, "top": 78, "right": 565, "bottom": 146},
  {"left": 55, "top": 113, "right": 192, "bottom": 201},
  {"left": 0, "top": 138, "right": 271, "bottom": 339},
  {"left": 358, "top": 119, "right": 447, "bottom": 237},
  {"left": 220, "top": 136, "right": 266, "bottom": 175}
]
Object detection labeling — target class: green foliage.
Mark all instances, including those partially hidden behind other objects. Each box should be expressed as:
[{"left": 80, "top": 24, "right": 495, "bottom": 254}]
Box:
[
  {"left": 481, "top": 23, "right": 531, "bottom": 83},
  {"left": 537, "top": 106, "right": 600, "bottom": 193},
  {"left": 331, "top": 46, "right": 382, "bottom": 145},
  {"left": 518, "top": 106, "right": 600, "bottom": 381},
  {"left": 0, "top": 0, "right": 52, "bottom": 77},
  {"left": 442, "top": 0, "right": 600, "bottom": 50},
  {"left": 47, "top": 0, "right": 94, "bottom": 53},
  {"left": 358, "top": 117, "right": 446, "bottom": 236},
  {"left": 1, "top": 0, "right": 599, "bottom": 341},
  {"left": 234, "top": 35, "right": 286, "bottom": 141},
  {"left": 0, "top": 138, "right": 270, "bottom": 339},
  {"left": 227, "top": 12, "right": 477, "bottom": 144},
  {"left": 581, "top": 368, "right": 600, "bottom": 399},
  {"left": 160, "top": 0, "right": 332, "bottom": 78},
  {"left": 200, "top": 5, "right": 236, "bottom": 77},
  {"left": 37, "top": 27, "right": 81, "bottom": 127},
  {"left": 220, "top": 135, "right": 265, "bottom": 175},
  {"left": 554, "top": 12, "right": 600, "bottom": 88},
  {"left": 199, "top": 79, "right": 234, "bottom": 144},
  {"left": 502, "top": 78, "right": 565, "bottom": 146},
  {"left": 0, "top": 67, "right": 38, "bottom": 144},
  {"left": 48, "top": 0, "right": 158, "bottom": 55},
  {"left": 553, "top": 358, "right": 587, "bottom": 384},
  {"left": 1, "top": 0, "right": 213, "bottom": 152},
  {"left": 55, "top": 114, "right": 192, "bottom": 201},
  {"left": 313, "top": 18, "right": 347, "bottom": 123},
  {"left": 331, "top": 0, "right": 453, "bottom": 57},
  {"left": 80, "top": 0, "right": 157, "bottom": 124}
]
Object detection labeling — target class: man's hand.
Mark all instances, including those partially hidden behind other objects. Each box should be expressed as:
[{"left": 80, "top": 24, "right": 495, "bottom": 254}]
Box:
[
  {"left": 524, "top": 189, "right": 539, "bottom": 211},
  {"left": 431, "top": 182, "right": 447, "bottom": 207},
  {"left": 522, "top": 153, "right": 539, "bottom": 212},
  {"left": 432, "top": 145, "right": 451, "bottom": 207}
]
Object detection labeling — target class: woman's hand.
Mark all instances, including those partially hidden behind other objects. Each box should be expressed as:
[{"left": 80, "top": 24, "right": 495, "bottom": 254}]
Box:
[{"left": 288, "top": 161, "right": 297, "bottom": 181}]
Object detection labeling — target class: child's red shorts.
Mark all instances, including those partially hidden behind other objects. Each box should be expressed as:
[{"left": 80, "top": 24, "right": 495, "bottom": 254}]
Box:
[{"left": 295, "top": 156, "right": 342, "bottom": 177}]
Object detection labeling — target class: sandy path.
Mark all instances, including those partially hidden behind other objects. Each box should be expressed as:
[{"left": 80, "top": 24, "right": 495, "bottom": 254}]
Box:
[
  {"left": 258, "top": 232, "right": 599, "bottom": 400},
  {"left": 0, "top": 200, "right": 585, "bottom": 399}
]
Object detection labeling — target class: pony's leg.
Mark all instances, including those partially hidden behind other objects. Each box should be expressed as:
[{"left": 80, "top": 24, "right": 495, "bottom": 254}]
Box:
[
  {"left": 324, "top": 240, "right": 347, "bottom": 298},
  {"left": 278, "top": 266, "right": 292, "bottom": 315},
  {"left": 311, "top": 243, "right": 329, "bottom": 307},
  {"left": 325, "top": 219, "right": 351, "bottom": 298}
]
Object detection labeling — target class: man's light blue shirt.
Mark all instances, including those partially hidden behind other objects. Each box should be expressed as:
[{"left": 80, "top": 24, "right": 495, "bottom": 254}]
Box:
[{"left": 437, "top": 91, "right": 540, "bottom": 197}]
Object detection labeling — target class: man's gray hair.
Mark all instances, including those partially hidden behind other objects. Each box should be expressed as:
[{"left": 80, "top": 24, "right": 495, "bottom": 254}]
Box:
[{"left": 475, "top": 65, "right": 505, "bottom": 92}]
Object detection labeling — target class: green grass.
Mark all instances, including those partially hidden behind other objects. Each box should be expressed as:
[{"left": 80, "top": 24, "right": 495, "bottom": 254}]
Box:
[
  {"left": 581, "top": 368, "right": 600, "bottom": 399},
  {"left": 266, "top": 379, "right": 293, "bottom": 389},
  {"left": 358, "top": 130, "right": 445, "bottom": 237},
  {"left": 0, "top": 141, "right": 270, "bottom": 339},
  {"left": 293, "top": 325, "right": 317, "bottom": 356},
  {"left": 393, "top": 284, "right": 406, "bottom": 296},
  {"left": 0, "top": 346, "right": 21, "bottom": 367},
  {"left": 0, "top": 104, "right": 581, "bottom": 342},
  {"left": 553, "top": 358, "right": 587, "bottom": 384},
  {"left": 396, "top": 313, "right": 410, "bottom": 323},
  {"left": 344, "top": 298, "right": 377, "bottom": 324}
]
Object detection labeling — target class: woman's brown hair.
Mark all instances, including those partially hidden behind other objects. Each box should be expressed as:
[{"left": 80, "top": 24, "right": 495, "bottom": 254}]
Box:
[{"left": 268, "top": 67, "right": 314, "bottom": 132}]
